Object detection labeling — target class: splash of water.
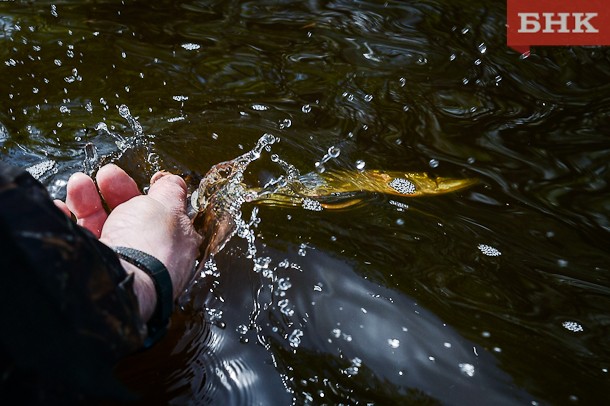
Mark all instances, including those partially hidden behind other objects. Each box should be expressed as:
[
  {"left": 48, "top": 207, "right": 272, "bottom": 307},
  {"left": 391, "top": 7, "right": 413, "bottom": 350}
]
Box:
[{"left": 83, "top": 104, "right": 158, "bottom": 176}]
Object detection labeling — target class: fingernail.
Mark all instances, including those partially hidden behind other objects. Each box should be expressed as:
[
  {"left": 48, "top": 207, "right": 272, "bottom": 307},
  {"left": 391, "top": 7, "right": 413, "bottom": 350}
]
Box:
[{"left": 150, "top": 170, "right": 172, "bottom": 184}]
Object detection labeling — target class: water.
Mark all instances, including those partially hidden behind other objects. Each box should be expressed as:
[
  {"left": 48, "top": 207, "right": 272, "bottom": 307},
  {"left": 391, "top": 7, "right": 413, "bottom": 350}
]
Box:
[{"left": 2, "top": 1, "right": 610, "bottom": 404}]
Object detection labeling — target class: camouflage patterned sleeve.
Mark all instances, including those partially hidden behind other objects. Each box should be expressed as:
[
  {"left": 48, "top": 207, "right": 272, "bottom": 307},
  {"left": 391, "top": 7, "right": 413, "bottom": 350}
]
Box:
[{"left": 0, "top": 162, "right": 145, "bottom": 401}]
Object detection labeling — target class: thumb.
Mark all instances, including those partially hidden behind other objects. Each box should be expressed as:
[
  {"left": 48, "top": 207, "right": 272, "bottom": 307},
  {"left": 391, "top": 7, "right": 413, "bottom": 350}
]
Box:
[{"left": 147, "top": 172, "right": 188, "bottom": 212}]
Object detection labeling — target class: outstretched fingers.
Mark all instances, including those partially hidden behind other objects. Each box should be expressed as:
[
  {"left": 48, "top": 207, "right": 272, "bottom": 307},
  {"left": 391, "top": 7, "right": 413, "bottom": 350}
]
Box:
[
  {"left": 96, "top": 164, "right": 141, "bottom": 209},
  {"left": 65, "top": 172, "right": 108, "bottom": 238}
]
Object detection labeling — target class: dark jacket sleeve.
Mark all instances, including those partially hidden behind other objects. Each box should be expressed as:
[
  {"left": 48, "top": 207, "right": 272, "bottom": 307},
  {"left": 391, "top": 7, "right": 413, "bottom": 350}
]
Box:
[{"left": 0, "top": 162, "right": 145, "bottom": 402}]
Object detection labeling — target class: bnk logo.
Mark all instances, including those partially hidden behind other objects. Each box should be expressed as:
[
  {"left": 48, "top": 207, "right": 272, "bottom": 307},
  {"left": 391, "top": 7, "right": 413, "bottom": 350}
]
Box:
[{"left": 507, "top": 0, "right": 610, "bottom": 54}]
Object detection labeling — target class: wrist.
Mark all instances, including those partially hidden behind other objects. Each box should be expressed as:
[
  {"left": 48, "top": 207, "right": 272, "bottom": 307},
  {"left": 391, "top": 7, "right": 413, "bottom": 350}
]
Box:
[{"left": 120, "top": 259, "right": 157, "bottom": 322}]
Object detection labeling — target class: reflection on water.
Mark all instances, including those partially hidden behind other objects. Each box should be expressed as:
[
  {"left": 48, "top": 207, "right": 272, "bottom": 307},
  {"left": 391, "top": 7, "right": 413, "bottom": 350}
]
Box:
[{"left": 2, "top": 0, "right": 610, "bottom": 404}]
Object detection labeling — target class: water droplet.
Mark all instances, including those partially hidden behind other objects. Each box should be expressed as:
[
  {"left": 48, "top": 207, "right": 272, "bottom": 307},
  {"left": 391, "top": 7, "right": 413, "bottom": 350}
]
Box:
[
  {"left": 459, "top": 363, "right": 475, "bottom": 377},
  {"left": 478, "top": 244, "right": 501, "bottom": 257},
  {"left": 429, "top": 159, "right": 439, "bottom": 168},
  {"left": 355, "top": 160, "right": 366, "bottom": 170},
  {"left": 277, "top": 278, "right": 292, "bottom": 291},
  {"left": 288, "top": 329, "right": 303, "bottom": 348},
  {"left": 327, "top": 146, "right": 340, "bottom": 158},
  {"left": 118, "top": 104, "right": 130, "bottom": 118},
  {"left": 389, "top": 178, "right": 416, "bottom": 195},
  {"left": 278, "top": 118, "right": 292, "bottom": 129},
  {"left": 181, "top": 43, "right": 201, "bottom": 51},
  {"left": 562, "top": 321, "right": 583, "bottom": 333},
  {"left": 302, "top": 198, "right": 323, "bottom": 211}
]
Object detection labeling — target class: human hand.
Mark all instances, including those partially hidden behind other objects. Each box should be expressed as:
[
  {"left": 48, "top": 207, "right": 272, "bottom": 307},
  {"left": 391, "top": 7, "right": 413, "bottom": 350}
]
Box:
[{"left": 54, "top": 164, "right": 202, "bottom": 321}]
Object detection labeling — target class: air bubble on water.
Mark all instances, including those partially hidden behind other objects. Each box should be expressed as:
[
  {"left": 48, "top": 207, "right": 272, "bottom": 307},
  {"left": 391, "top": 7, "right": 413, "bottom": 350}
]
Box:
[
  {"left": 51, "top": 5, "right": 58, "bottom": 17},
  {"left": 478, "top": 43, "right": 487, "bottom": 54},
  {"left": 237, "top": 324, "right": 248, "bottom": 335},
  {"left": 301, "top": 104, "right": 311, "bottom": 113},
  {"left": 399, "top": 77, "right": 406, "bottom": 87},
  {"left": 364, "top": 94, "right": 373, "bottom": 102},
  {"left": 450, "top": 53, "right": 457, "bottom": 61},
  {"left": 429, "top": 159, "right": 439, "bottom": 168},
  {"left": 478, "top": 244, "right": 501, "bottom": 257},
  {"left": 251, "top": 104, "right": 268, "bottom": 111},
  {"left": 389, "top": 178, "right": 416, "bottom": 195},
  {"left": 562, "top": 321, "right": 583, "bottom": 333},
  {"left": 459, "top": 363, "right": 475, "bottom": 377},
  {"left": 59, "top": 105, "right": 70, "bottom": 114},
  {"left": 85, "top": 101, "right": 93, "bottom": 112},
  {"left": 557, "top": 259, "right": 568, "bottom": 267},
  {"left": 467, "top": 156, "right": 476, "bottom": 164},
  {"left": 173, "top": 95, "right": 189, "bottom": 102}
]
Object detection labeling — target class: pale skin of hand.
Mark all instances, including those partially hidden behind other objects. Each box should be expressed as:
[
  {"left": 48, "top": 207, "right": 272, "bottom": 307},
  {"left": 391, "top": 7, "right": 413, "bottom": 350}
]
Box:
[{"left": 54, "top": 164, "right": 203, "bottom": 322}]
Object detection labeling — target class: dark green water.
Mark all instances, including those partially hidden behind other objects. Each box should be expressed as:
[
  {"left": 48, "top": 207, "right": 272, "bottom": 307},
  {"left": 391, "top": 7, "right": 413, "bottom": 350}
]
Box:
[{"left": 2, "top": 1, "right": 609, "bottom": 404}]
